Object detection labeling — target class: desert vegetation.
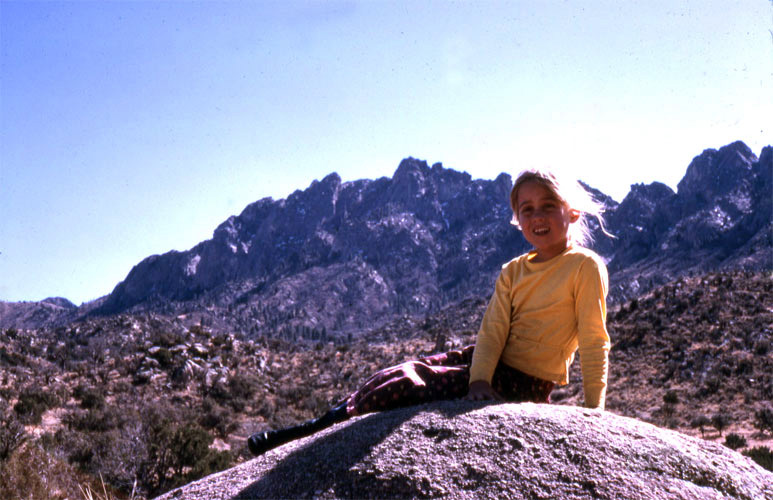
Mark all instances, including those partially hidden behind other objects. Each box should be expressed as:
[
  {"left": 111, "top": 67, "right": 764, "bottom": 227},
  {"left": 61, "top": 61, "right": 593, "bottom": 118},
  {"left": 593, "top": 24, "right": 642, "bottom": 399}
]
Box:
[{"left": 0, "top": 270, "right": 771, "bottom": 498}]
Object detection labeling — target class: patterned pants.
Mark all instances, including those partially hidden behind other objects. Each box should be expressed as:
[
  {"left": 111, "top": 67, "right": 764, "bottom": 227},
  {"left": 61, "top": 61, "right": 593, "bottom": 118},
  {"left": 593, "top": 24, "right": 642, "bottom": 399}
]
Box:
[{"left": 345, "top": 345, "right": 555, "bottom": 416}]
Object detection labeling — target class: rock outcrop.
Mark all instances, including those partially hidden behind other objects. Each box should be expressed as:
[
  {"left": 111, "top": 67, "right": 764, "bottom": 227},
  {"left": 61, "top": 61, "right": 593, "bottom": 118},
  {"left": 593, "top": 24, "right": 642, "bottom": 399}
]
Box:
[{"left": 157, "top": 402, "right": 773, "bottom": 500}]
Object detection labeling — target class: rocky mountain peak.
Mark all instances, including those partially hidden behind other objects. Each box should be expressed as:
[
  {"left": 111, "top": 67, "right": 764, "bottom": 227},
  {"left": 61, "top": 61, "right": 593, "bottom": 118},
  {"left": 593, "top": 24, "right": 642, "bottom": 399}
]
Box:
[
  {"left": 2, "top": 141, "right": 770, "bottom": 334},
  {"left": 40, "top": 297, "right": 77, "bottom": 309},
  {"left": 388, "top": 157, "right": 434, "bottom": 204},
  {"left": 677, "top": 140, "right": 757, "bottom": 207}
]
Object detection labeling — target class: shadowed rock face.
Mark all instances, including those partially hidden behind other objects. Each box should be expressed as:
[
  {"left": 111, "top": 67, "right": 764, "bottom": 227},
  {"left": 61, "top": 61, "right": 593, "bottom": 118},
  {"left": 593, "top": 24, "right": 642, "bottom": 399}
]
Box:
[{"left": 157, "top": 402, "right": 773, "bottom": 500}]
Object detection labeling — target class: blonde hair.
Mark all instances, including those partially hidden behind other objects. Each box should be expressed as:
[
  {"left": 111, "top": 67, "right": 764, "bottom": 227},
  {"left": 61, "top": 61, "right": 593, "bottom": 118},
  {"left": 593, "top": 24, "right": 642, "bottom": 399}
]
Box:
[{"left": 509, "top": 168, "right": 612, "bottom": 247}]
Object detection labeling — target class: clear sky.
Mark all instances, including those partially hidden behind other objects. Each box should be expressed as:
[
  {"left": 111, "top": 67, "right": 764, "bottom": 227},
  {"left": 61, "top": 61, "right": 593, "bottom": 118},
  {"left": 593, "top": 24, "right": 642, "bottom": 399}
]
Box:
[{"left": 1, "top": 1, "right": 771, "bottom": 305}]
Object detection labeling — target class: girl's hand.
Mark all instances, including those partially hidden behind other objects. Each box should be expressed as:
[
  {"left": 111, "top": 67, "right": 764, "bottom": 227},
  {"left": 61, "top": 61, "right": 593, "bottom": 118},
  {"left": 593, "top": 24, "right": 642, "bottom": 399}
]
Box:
[{"left": 464, "top": 380, "right": 505, "bottom": 401}]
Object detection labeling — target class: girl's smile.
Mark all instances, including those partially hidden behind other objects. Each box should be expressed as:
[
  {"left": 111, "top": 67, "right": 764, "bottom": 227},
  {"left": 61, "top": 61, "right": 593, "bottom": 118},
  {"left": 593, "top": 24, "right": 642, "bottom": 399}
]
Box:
[{"left": 515, "top": 181, "right": 579, "bottom": 262}]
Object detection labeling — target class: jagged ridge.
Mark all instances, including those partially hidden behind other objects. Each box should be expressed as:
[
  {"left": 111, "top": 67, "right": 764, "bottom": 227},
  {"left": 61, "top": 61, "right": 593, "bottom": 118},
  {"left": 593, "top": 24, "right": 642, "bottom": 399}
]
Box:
[{"left": 1, "top": 141, "right": 770, "bottom": 335}]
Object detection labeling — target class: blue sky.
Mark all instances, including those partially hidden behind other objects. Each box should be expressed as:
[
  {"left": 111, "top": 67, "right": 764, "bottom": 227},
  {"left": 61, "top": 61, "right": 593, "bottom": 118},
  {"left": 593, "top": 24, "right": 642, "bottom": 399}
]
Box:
[{"left": 1, "top": 0, "right": 771, "bottom": 305}]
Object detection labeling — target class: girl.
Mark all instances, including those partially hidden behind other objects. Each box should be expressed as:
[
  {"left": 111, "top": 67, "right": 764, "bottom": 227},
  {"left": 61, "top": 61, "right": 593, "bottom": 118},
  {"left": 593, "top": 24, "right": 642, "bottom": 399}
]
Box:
[{"left": 248, "top": 168, "right": 611, "bottom": 456}]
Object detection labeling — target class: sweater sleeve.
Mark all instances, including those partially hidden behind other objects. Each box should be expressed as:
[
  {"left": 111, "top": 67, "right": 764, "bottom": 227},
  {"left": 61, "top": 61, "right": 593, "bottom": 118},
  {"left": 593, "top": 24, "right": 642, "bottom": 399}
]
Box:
[
  {"left": 469, "top": 268, "right": 512, "bottom": 385},
  {"left": 574, "top": 257, "right": 610, "bottom": 410}
]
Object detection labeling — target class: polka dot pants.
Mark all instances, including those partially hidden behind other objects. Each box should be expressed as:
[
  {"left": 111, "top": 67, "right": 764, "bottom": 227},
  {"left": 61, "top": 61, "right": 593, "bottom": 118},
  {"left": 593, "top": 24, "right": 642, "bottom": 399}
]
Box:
[{"left": 345, "top": 345, "right": 555, "bottom": 416}]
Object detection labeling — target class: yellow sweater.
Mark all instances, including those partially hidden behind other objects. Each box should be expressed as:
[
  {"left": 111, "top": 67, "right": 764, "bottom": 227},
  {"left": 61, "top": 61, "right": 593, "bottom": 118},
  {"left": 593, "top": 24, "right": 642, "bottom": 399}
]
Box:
[{"left": 469, "top": 245, "right": 610, "bottom": 409}]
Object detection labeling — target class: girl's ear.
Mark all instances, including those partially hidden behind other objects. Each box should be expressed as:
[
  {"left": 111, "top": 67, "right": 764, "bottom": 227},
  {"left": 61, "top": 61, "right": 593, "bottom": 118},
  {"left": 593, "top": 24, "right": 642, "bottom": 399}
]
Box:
[{"left": 569, "top": 209, "right": 580, "bottom": 223}]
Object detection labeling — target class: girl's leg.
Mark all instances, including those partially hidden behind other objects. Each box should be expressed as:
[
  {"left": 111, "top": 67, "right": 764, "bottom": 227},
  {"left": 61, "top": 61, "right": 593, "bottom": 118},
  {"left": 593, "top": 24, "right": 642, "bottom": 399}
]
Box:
[
  {"left": 247, "top": 346, "right": 474, "bottom": 456},
  {"left": 247, "top": 345, "right": 555, "bottom": 456},
  {"left": 344, "top": 345, "right": 474, "bottom": 416},
  {"left": 248, "top": 400, "right": 349, "bottom": 456}
]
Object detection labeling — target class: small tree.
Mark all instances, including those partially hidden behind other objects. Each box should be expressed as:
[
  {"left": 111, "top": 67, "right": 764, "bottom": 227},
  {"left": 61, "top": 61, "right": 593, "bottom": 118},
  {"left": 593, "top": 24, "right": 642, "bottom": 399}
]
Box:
[
  {"left": 691, "top": 415, "right": 710, "bottom": 438},
  {"left": 711, "top": 413, "right": 730, "bottom": 437},
  {"left": 663, "top": 390, "right": 679, "bottom": 405},
  {"left": 753, "top": 406, "right": 773, "bottom": 435}
]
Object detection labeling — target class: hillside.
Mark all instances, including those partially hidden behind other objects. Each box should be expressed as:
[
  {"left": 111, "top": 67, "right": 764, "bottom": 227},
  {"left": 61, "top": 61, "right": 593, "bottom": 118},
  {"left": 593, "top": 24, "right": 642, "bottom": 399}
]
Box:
[{"left": 1, "top": 270, "right": 771, "bottom": 498}]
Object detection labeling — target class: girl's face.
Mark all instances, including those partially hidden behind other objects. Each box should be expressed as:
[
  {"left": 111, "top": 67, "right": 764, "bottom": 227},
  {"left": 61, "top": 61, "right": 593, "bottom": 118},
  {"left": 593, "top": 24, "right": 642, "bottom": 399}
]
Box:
[{"left": 514, "top": 181, "right": 579, "bottom": 262}]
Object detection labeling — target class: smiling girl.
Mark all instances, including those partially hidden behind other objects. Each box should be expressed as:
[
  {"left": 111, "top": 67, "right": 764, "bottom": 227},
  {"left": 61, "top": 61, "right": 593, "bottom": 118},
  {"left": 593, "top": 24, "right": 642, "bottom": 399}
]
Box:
[{"left": 249, "top": 168, "right": 612, "bottom": 456}]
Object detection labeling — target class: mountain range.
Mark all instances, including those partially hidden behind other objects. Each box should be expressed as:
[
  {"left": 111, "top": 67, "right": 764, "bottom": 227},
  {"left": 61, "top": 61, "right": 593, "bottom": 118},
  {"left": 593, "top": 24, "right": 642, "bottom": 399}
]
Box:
[{"left": 1, "top": 140, "right": 770, "bottom": 337}]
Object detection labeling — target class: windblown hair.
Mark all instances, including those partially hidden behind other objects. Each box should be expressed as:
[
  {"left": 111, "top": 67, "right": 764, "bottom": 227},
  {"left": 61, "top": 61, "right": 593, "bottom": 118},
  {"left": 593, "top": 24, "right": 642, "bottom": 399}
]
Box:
[{"left": 509, "top": 168, "right": 613, "bottom": 248}]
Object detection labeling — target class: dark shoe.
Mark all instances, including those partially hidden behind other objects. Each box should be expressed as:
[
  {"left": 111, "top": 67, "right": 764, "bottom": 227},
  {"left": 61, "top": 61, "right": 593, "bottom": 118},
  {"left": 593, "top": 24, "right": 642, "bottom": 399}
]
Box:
[
  {"left": 247, "top": 404, "right": 350, "bottom": 456},
  {"left": 248, "top": 430, "right": 283, "bottom": 456}
]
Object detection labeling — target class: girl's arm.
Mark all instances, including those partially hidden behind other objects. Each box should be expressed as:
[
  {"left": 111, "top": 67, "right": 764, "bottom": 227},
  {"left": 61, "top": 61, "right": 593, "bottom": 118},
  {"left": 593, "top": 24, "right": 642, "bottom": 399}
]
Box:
[
  {"left": 574, "top": 256, "right": 611, "bottom": 410},
  {"left": 467, "top": 268, "right": 513, "bottom": 393}
]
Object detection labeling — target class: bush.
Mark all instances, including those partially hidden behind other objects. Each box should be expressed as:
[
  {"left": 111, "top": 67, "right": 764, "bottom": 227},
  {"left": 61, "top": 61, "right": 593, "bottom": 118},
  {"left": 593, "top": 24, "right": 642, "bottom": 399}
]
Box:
[
  {"left": 723, "top": 433, "right": 747, "bottom": 450},
  {"left": 209, "top": 372, "right": 258, "bottom": 412},
  {"left": 0, "top": 413, "right": 26, "bottom": 461},
  {"left": 64, "top": 406, "right": 125, "bottom": 432},
  {"left": 663, "top": 390, "right": 679, "bottom": 405},
  {"left": 73, "top": 385, "right": 105, "bottom": 410},
  {"left": 137, "top": 402, "right": 233, "bottom": 496},
  {"left": 199, "top": 400, "right": 237, "bottom": 438},
  {"left": 743, "top": 446, "right": 773, "bottom": 472},
  {"left": 754, "top": 406, "right": 773, "bottom": 434},
  {"left": 690, "top": 415, "right": 710, "bottom": 438},
  {"left": 711, "top": 413, "right": 730, "bottom": 436},
  {"left": 753, "top": 339, "right": 770, "bottom": 355},
  {"left": 13, "top": 388, "right": 59, "bottom": 425}
]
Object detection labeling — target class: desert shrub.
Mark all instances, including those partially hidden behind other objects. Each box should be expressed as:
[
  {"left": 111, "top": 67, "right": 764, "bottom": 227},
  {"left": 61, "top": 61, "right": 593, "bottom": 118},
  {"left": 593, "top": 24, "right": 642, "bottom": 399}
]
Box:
[
  {"left": 663, "top": 390, "right": 679, "bottom": 405},
  {"left": 0, "top": 346, "right": 26, "bottom": 367},
  {"left": 65, "top": 406, "right": 125, "bottom": 432},
  {"left": 701, "top": 376, "right": 721, "bottom": 396},
  {"left": 228, "top": 372, "right": 258, "bottom": 401},
  {"left": 13, "top": 388, "right": 59, "bottom": 425},
  {"left": 753, "top": 406, "right": 773, "bottom": 434},
  {"left": 255, "top": 397, "right": 277, "bottom": 422},
  {"left": 0, "top": 412, "right": 27, "bottom": 461},
  {"left": 73, "top": 385, "right": 105, "bottom": 410},
  {"left": 137, "top": 402, "right": 233, "bottom": 496},
  {"left": 167, "top": 423, "right": 231, "bottom": 481},
  {"left": 199, "top": 399, "right": 238, "bottom": 438},
  {"left": 753, "top": 339, "right": 770, "bottom": 355},
  {"left": 711, "top": 413, "right": 730, "bottom": 436},
  {"left": 301, "top": 391, "right": 334, "bottom": 416},
  {"left": 277, "top": 381, "right": 311, "bottom": 405},
  {"left": 735, "top": 357, "right": 753, "bottom": 375},
  {"left": 743, "top": 446, "right": 773, "bottom": 472},
  {"left": 691, "top": 415, "right": 710, "bottom": 438},
  {"left": 149, "top": 330, "right": 184, "bottom": 348},
  {"left": 209, "top": 372, "right": 259, "bottom": 412},
  {"left": 723, "top": 433, "right": 747, "bottom": 450}
]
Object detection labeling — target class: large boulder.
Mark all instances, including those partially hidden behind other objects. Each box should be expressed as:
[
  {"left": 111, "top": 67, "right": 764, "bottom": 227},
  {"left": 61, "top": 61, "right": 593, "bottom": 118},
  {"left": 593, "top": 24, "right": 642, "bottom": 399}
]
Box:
[{"left": 157, "top": 402, "right": 772, "bottom": 499}]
